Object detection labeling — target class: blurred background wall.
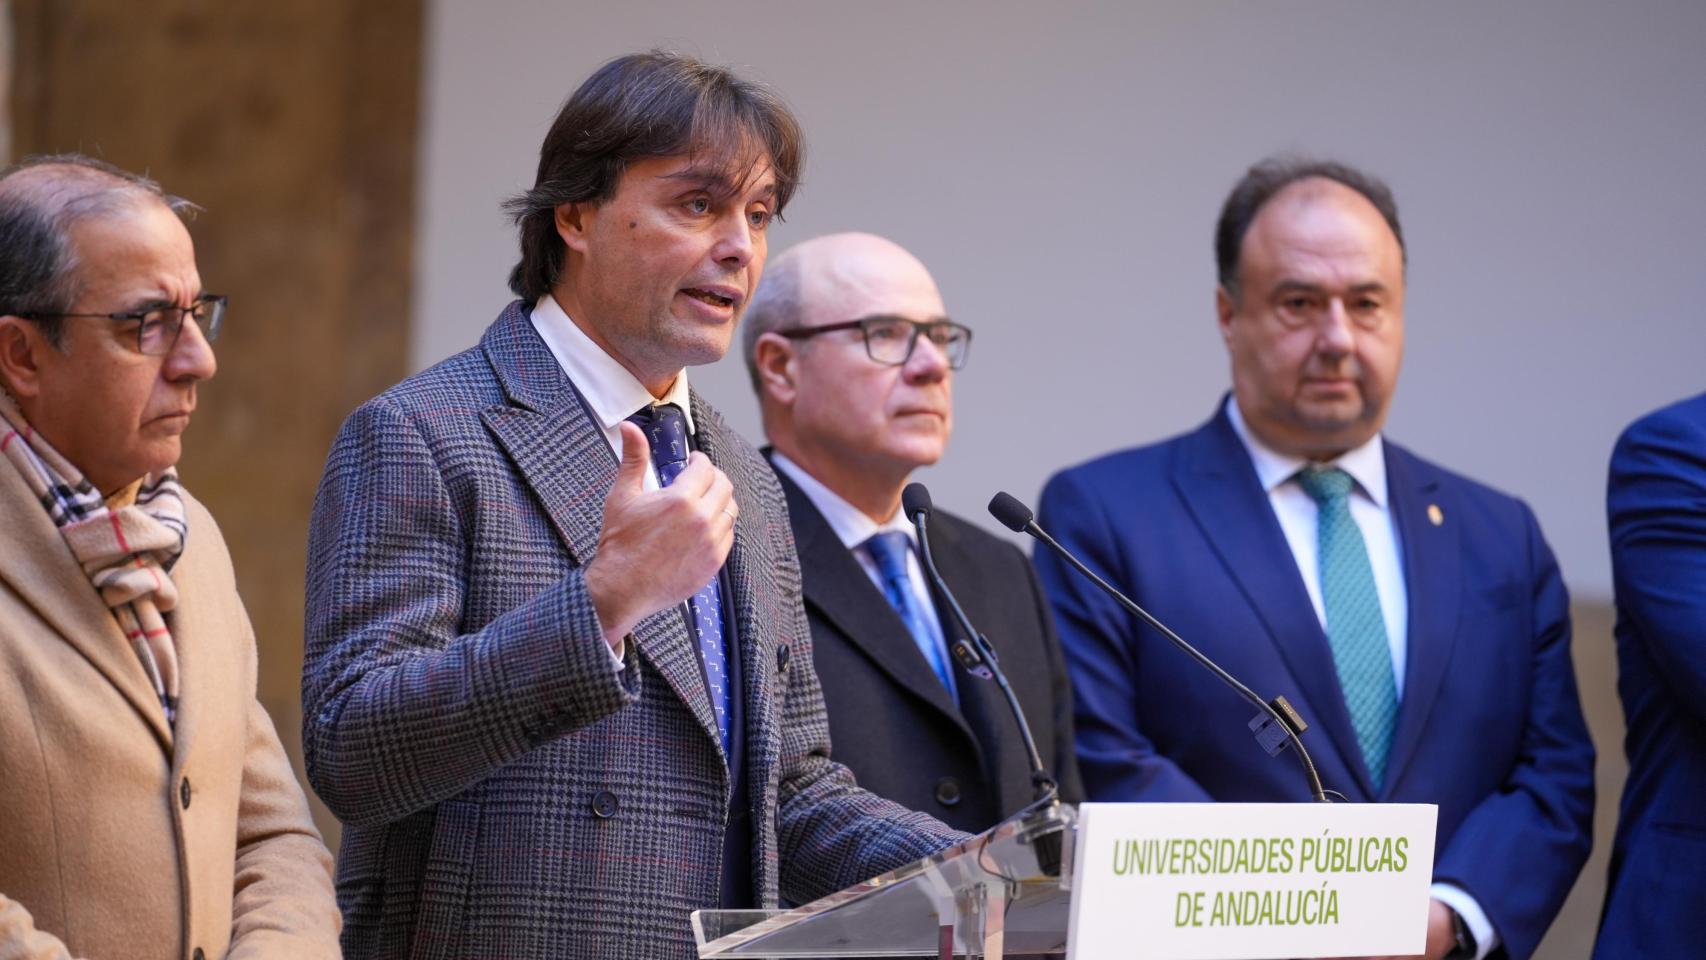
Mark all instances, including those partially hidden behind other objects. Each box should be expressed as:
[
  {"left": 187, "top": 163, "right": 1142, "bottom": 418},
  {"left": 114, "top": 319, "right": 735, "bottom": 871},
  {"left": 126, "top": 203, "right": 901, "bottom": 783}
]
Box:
[{"left": 11, "top": 2, "right": 1705, "bottom": 955}]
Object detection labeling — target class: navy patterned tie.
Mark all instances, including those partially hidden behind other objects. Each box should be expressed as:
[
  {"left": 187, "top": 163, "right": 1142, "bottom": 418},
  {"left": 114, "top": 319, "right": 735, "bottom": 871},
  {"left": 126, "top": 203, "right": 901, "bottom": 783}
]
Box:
[
  {"left": 628, "top": 403, "right": 731, "bottom": 755},
  {"left": 1295, "top": 466, "right": 1398, "bottom": 789},
  {"left": 863, "top": 531, "right": 958, "bottom": 700}
]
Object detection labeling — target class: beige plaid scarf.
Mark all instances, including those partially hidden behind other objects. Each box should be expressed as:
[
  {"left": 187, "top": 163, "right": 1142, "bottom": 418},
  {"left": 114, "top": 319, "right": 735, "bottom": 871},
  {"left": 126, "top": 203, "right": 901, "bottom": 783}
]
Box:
[{"left": 0, "top": 393, "right": 187, "bottom": 725}]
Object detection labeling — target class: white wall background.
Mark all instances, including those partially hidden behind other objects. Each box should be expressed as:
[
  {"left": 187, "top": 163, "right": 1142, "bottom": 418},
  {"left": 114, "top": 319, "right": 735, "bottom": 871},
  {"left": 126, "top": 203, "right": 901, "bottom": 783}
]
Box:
[{"left": 414, "top": 0, "right": 1706, "bottom": 601}]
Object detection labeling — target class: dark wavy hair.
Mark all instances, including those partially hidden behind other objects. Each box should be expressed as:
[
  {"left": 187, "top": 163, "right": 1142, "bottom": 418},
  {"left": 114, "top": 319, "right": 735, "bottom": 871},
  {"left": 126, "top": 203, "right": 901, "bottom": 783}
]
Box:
[
  {"left": 1215, "top": 156, "right": 1405, "bottom": 302},
  {"left": 504, "top": 51, "right": 805, "bottom": 303}
]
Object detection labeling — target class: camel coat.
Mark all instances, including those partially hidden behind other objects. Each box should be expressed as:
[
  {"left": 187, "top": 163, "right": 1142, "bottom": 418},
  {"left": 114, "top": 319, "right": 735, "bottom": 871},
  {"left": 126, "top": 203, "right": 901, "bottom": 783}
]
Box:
[{"left": 0, "top": 461, "right": 340, "bottom": 960}]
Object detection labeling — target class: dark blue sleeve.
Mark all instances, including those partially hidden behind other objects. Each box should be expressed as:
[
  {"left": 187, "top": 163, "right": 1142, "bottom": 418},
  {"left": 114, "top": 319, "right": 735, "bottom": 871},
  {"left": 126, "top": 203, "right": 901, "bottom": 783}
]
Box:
[
  {"left": 1608, "top": 404, "right": 1706, "bottom": 716},
  {"left": 1032, "top": 465, "right": 1213, "bottom": 803}
]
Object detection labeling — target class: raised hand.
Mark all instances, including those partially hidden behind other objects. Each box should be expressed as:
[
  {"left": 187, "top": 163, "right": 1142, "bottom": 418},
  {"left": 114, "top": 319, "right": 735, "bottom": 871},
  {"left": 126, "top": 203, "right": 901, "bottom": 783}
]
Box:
[{"left": 583, "top": 421, "right": 737, "bottom": 650}]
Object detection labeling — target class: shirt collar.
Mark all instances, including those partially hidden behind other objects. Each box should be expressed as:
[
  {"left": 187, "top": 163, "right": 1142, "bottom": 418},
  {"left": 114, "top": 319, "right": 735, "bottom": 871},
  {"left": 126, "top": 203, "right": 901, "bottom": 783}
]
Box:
[
  {"left": 1225, "top": 394, "right": 1388, "bottom": 508},
  {"left": 104, "top": 478, "right": 143, "bottom": 509},
  {"left": 770, "top": 450, "right": 916, "bottom": 551},
  {"left": 531, "top": 293, "right": 696, "bottom": 434}
]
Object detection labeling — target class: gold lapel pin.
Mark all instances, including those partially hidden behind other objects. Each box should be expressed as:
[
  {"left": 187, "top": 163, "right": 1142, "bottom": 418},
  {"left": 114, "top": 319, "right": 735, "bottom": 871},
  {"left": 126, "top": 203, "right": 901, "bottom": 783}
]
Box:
[{"left": 1427, "top": 504, "right": 1444, "bottom": 527}]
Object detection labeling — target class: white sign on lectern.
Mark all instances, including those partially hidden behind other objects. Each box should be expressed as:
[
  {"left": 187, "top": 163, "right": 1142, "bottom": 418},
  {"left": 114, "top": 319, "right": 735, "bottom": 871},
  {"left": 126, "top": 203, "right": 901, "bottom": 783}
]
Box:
[{"left": 1068, "top": 802, "right": 1438, "bottom": 960}]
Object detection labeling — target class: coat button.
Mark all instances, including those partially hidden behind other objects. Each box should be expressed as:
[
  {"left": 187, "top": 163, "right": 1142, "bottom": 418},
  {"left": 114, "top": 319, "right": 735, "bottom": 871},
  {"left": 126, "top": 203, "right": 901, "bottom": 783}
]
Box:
[
  {"left": 193, "top": 949, "right": 205, "bottom": 960},
  {"left": 180, "top": 777, "right": 192, "bottom": 810},
  {"left": 591, "top": 790, "right": 619, "bottom": 818},
  {"left": 934, "top": 777, "right": 961, "bottom": 807},
  {"left": 776, "top": 644, "right": 790, "bottom": 674}
]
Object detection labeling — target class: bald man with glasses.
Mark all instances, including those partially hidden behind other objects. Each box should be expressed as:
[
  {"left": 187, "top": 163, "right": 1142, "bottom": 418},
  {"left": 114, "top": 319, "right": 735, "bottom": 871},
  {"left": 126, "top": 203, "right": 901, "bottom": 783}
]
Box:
[{"left": 745, "top": 232, "right": 1081, "bottom": 832}]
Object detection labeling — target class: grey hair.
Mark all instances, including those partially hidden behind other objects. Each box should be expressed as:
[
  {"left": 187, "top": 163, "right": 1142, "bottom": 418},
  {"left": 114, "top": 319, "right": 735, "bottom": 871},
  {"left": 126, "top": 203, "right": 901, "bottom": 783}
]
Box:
[
  {"left": 0, "top": 153, "right": 196, "bottom": 347},
  {"left": 741, "top": 248, "right": 807, "bottom": 392}
]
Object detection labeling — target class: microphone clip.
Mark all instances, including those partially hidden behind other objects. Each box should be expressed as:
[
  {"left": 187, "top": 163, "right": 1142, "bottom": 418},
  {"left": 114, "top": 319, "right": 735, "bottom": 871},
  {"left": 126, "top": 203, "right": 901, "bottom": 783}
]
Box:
[
  {"left": 1248, "top": 696, "right": 1308, "bottom": 757},
  {"left": 950, "top": 635, "right": 995, "bottom": 680}
]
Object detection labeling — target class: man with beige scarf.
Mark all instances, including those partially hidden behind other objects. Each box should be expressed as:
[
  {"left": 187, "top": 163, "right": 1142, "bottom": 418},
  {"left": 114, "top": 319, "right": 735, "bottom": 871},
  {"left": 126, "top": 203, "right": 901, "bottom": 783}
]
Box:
[{"left": 0, "top": 155, "right": 340, "bottom": 959}]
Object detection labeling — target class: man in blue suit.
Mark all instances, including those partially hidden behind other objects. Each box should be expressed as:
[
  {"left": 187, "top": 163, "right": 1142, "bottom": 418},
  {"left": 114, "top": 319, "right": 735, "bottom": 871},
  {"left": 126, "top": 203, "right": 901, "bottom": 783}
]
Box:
[
  {"left": 1035, "top": 157, "right": 1593, "bottom": 960},
  {"left": 1596, "top": 390, "right": 1706, "bottom": 958},
  {"left": 303, "top": 53, "right": 961, "bottom": 960}
]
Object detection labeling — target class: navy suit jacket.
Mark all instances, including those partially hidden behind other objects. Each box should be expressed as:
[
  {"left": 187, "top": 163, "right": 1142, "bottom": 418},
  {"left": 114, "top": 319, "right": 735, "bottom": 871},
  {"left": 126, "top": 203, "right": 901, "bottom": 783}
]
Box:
[
  {"left": 302, "top": 302, "right": 962, "bottom": 960},
  {"left": 1595, "top": 391, "right": 1706, "bottom": 958},
  {"left": 771, "top": 461, "right": 1082, "bottom": 832},
  {"left": 1035, "top": 403, "right": 1593, "bottom": 960}
]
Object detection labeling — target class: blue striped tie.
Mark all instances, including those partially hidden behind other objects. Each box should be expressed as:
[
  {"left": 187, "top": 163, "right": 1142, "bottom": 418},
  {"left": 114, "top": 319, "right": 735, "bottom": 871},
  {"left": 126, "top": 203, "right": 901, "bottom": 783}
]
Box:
[
  {"left": 864, "top": 531, "right": 958, "bottom": 700},
  {"left": 1296, "top": 466, "right": 1398, "bottom": 789},
  {"left": 628, "top": 403, "right": 731, "bottom": 756}
]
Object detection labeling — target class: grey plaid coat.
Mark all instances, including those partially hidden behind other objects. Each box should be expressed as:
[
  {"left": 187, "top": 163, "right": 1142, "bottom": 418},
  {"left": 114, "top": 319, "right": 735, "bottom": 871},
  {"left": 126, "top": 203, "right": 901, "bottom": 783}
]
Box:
[{"left": 303, "top": 302, "right": 963, "bottom": 959}]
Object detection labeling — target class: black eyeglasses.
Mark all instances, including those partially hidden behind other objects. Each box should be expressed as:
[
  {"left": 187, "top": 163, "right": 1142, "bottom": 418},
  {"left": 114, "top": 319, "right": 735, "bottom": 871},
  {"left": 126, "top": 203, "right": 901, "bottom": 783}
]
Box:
[
  {"left": 779, "top": 315, "right": 972, "bottom": 369},
  {"left": 15, "top": 294, "right": 227, "bottom": 356}
]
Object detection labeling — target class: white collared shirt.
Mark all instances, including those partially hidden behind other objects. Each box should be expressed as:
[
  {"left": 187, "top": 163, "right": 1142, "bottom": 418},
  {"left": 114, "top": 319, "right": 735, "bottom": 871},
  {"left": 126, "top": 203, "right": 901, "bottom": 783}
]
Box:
[
  {"left": 1225, "top": 397, "right": 1496, "bottom": 958},
  {"left": 530, "top": 293, "right": 694, "bottom": 490},
  {"left": 768, "top": 451, "right": 951, "bottom": 673},
  {"left": 1225, "top": 396, "right": 1408, "bottom": 687}
]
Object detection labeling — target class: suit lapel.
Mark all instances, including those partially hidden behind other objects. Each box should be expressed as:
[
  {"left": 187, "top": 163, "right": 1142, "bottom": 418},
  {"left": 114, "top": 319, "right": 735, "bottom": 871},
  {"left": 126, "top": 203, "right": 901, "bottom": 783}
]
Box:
[
  {"left": 1380, "top": 445, "right": 1460, "bottom": 792},
  {"left": 164, "top": 529, "right": 215, "bottom": 780},
  {"left": 1173, "top": 409, "right": 1375, "bottom": 798},
  {"left": 0, "top": 463, "right": 173, "bottom": 750},
  {"left": 478, "top": 304, "right": 722, "bottom": 754},
  {"left": 691, "top": 401, "right": 760, "bottom": 766},
  {"left": 771, "top": 460, "right": 968, "bottom": 727},
  {"left": 479, "top": 303, "right": 616, "bottom": 565}
]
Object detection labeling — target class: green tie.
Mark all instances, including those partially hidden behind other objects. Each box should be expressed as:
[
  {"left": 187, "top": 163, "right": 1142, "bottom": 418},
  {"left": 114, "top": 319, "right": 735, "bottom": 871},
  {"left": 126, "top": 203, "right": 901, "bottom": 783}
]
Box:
[{"left": 1296, "top": 466, "right": 1398, "bottom": 790}]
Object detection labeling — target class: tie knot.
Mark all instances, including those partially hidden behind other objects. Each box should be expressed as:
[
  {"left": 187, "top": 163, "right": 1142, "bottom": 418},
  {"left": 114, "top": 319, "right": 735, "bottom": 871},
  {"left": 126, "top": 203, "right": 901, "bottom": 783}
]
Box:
[
  {"left": 1296, "top": 465, "right": 1355, "bottom": 506},
  {"left": 628, "top": 403, "right": 690, "bottom": 470},
  {"left": 863, "top": 530, "right": 913, "bottom": 577}
]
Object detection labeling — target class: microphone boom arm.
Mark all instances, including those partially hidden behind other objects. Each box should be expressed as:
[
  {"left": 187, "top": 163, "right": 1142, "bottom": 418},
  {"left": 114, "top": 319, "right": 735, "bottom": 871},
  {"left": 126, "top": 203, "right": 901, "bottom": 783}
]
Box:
[
  {"left": 990, "top": 492, "right": 1332, "bottom": 804},
  {"left": 914, "top": 509, "right": 1058, "bottom": 802}
]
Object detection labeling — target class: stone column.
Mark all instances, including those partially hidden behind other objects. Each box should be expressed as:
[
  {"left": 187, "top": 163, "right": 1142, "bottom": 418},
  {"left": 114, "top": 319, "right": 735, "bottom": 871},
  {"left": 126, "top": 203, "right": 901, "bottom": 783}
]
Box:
[{"left": 9, "top": 0, "right": 424, "bottom": 850}]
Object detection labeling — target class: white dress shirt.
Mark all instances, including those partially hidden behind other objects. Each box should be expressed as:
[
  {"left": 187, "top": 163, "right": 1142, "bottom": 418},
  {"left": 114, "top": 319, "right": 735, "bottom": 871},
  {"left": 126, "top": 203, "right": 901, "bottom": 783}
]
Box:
[
  {"left": 768, "top": 451, "right": 953, "bottom": 695},
  {"left": 530, "top": 292, "right": 694, "bottom": 492},
  {"left": 1225, "top": 396, "right": 1496, "bottom": 959},
  {"left": 1225, "top": 397, "right": 1408, "bottom": 684}
]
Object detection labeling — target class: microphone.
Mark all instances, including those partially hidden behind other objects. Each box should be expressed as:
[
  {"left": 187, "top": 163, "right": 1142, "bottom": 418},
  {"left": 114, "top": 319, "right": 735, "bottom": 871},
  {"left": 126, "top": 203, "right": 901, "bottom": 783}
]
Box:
[
  {"left": 989, "top": 491, "right": 1334, "bottom": 804},
  {"left": 904, "top": 484, "right": 988, "bottom": 678},
  {"left": 904, "top": 483, "right": 1057, "bottom": 804},
  {"left": 907, "top": 482, "right": 1065, "bottom": 876}
]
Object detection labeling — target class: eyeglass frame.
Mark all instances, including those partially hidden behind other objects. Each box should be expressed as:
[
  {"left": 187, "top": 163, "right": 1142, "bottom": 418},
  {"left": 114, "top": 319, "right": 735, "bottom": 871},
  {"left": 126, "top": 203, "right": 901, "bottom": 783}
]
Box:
[
  {"left": 777, "top": 315, "right": 973, "bottom": 369},
  {"left": 11, "top": 293, "right": 228, "bottom": 356}
]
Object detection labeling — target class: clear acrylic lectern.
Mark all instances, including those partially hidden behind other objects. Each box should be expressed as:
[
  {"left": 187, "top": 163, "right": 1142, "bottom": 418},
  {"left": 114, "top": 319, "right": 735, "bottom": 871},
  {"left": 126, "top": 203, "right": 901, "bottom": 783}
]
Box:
[{"left": 693, "top": 799, "right": 1075, "bottom": 959}]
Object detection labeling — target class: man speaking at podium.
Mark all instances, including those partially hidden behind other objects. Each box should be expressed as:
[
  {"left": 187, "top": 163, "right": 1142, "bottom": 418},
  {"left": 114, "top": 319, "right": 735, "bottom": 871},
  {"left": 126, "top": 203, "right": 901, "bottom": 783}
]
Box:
[
  {"left": 743, "top": 232, "right": 1081, "bottom": 833},
  {"left": 1034, "top": 157, "right": 1593, "bottom": 959},
  {"left": 303, "top": 54, "right": 962, "bottom": 959}
]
